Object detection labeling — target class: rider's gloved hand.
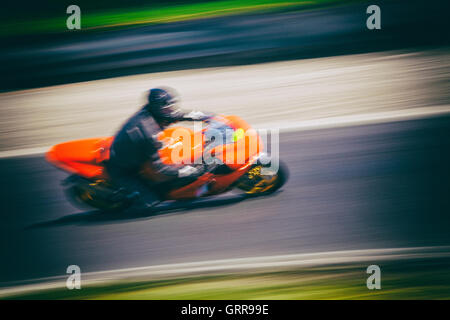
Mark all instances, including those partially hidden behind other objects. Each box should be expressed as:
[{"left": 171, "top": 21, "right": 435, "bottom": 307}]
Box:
[
  {"left": 184, "top": 111, "right": 213, "bottom": 121},
  {"left": 177, "top": 165, "right": 204, "bottom": 178}
]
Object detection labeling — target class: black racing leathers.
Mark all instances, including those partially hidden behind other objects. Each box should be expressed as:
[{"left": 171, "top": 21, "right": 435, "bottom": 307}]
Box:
[{"left": 106, "top": 105, "right": 210, "bottom": 208}]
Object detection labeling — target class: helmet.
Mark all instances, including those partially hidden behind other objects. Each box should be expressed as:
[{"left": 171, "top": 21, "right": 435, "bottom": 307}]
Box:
[{"left": 146, "top": 87, "right": 183, "bottom": 125}]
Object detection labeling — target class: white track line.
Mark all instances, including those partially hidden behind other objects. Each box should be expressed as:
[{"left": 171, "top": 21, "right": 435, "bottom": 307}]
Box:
[
  {"left": 1, "top": 246, "right": 449, "bottom": 297},
  {"left": 257, "top": 105, "right": 450, "bottom": 132},
  {"left": 1, "top": 105, "right": 449, "bottom": 159},
  {"left": 0, "top": 146, "right": 51, "bottom": 159}
]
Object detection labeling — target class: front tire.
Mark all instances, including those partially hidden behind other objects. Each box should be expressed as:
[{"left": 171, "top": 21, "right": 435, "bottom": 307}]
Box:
[{"left": 236, "top": 159, "right": 289, "bottom": 196}]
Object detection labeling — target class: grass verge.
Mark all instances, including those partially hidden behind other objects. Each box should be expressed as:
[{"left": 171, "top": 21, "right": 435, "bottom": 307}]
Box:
[
  {"left": 1, "top": 0, "right": 359, "bottom": 37},
  {"left": 2, "top": 257, "right": 450, "bottom": 299}
]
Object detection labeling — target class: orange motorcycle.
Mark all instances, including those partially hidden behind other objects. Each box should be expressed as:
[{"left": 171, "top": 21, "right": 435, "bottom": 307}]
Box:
[{"left": 46, "top": 115, "right": 288, "bottom": 211}]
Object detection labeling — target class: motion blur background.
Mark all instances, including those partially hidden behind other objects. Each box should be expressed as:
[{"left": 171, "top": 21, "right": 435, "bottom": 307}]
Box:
[{"left": 0, "top": 0, "right": 449, "bottom": 299}]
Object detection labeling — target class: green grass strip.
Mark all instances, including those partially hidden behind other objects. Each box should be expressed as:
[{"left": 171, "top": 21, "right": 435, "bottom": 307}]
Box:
[
  {"left": 0, "top": 0, "right": 351, "bottom": 37},
  {"left": 3, "top": 258, "right": 450, "bottom": 300}
]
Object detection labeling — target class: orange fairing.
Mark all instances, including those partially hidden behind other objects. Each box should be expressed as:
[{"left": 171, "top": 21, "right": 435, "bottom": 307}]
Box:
[
  {"left": 157, "top": 127, "right": 203, "bottom": 165},
  {"left": 46, "top": 115, "right": 262, "bottom": 185},
  {"left": 166, "top": 158, "right": 257, "bottom": 199},
  {"left": 157, "top": 115, "right": 263, "bottom": 168},
  {"left": 46, "top": 137, "right": 113, "bottom": 179},
  {"left": 209, "top": 129, "right": 262, "bottom": 170}
]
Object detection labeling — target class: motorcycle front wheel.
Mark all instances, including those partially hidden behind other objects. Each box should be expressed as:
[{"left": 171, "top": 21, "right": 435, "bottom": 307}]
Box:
[{"left": 236, "top": 159, "right": 289, "bottom": 196}]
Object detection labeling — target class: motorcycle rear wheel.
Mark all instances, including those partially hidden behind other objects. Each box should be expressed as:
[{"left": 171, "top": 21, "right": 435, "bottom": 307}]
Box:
[{"left": 64, "top": 176, "right": 132, "bottom": 212}]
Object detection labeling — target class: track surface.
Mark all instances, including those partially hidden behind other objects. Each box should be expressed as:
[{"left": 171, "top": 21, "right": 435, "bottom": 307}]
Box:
[
  {"left": 1, "top": 116, "right": 449, "bottom": 285},
  {"left": 2, "top": 48, "right": 449, "bottom": 154}
]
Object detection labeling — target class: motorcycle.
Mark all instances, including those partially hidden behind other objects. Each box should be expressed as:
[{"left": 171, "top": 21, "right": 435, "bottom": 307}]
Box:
[{"left": 46, "top": 115, "right": 289, "bottom": 212}]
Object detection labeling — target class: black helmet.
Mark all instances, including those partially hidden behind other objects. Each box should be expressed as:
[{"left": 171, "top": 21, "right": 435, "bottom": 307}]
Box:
[{"left": 146, "top": 87, "right": 183, "bottom": 124}]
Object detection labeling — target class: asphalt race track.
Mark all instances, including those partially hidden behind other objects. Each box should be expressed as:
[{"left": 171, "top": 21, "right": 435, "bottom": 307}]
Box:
[{"left": 1, "top": 115, "right": 449, "bottom": 285}]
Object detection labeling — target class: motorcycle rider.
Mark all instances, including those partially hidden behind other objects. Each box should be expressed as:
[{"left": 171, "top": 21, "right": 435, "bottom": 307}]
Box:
[{"left": 106, "top": 86, "right": 212, "bottom": 210}]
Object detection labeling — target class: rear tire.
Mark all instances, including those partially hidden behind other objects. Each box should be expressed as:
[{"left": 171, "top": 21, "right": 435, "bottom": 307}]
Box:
[{"left": 64, "top": 176, "right": 132, "bottom": 212}]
